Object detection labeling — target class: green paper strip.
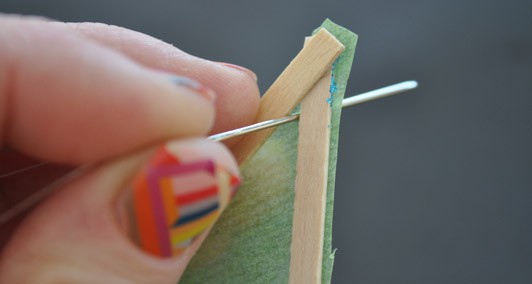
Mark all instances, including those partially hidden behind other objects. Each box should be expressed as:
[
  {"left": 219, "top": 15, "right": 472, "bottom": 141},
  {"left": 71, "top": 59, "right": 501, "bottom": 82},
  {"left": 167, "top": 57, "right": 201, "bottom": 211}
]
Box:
[{"left": 180, "top": 19, "right": 357, "bottom": 284}]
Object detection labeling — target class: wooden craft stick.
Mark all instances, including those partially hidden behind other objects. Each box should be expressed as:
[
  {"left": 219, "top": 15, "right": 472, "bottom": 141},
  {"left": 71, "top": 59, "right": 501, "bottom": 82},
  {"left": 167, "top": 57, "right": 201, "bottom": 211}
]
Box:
[
  {"left": 289, "top": 68, "right": 333, "bottom": 284},
  {"left": 232, "top": 28, "right": 344, "bottom": 165}
]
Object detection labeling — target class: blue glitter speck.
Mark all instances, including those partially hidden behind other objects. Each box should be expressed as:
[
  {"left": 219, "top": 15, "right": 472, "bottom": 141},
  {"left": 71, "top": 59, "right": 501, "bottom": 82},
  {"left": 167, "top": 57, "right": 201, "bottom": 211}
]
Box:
[{"left": 326, "top": 63, "right": 337, "bottom": 106}]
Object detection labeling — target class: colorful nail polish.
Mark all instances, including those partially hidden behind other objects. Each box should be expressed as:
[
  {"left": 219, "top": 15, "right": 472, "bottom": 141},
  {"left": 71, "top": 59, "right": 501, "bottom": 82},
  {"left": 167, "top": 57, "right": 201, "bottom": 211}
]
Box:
[
  {"left": 216, "top": 62, "right": 258, "bottom": 81},
  {"left": 169, "top": 75, "right": 217, "bottom": 102},
  {"left": 127, "top": 146, "right": 240, "bottom": 258}
]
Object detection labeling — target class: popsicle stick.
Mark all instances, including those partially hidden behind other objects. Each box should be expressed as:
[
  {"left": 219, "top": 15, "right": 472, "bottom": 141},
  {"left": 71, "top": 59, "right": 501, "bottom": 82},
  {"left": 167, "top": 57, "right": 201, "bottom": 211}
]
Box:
[
  {"left": 288, "top": 67, "right": 332, "bottom": 284},
  {"left": 232, "top": 28, "right": 344, "bottom": 165}
]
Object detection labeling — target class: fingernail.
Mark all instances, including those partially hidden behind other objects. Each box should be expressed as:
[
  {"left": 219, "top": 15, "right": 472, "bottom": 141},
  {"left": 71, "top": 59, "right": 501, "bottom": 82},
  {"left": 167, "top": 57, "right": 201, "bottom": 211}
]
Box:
[
  {"left": 125, "top": 145, "right": 240, "bottom": 258},
  {"left": 169, "top": 76, "right": 217, "bottom": 102},
  {"left": 216, "top": 62, "right": 258, "bottom": 81}
]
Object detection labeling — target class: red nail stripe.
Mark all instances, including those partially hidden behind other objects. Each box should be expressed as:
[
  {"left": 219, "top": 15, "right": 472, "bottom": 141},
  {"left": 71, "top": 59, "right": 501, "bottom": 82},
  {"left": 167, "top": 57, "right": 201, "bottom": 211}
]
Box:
[
  {"left": 230, "top": 174, "right": 241, "bottom": 188},
  {"left": 133, "top": 173, "right": 161, "bottom": 256},
  {"left": 150, "top": 147, "right": 180, "bottom": 166},
  {"left": 175, "top": 185, "right": 218, "bottom": 205}
]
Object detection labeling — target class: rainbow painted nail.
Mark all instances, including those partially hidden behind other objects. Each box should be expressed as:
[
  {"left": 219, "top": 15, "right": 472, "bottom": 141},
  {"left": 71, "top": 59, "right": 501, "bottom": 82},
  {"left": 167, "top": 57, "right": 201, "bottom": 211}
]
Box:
[{"left": 128, "top": 146, "right": 240, "bottom": 258}]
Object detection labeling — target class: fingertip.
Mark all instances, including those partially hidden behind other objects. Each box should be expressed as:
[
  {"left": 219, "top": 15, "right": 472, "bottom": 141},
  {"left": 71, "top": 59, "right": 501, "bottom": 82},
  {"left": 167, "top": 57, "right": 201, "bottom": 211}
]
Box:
[
  {"left": 64, "top": 22, "right": 261, "bottom": 136},
  {"left": 97, "top": 138, "right": 240, "bottom": 279},
  {"left": 208, "top": 62, "right": 260, "bottom": 135}
]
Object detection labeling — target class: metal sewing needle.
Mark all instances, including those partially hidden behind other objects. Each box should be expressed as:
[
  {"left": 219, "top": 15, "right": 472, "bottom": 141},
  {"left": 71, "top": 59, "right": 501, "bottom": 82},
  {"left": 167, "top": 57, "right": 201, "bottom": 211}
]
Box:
[
  {"left": 0, "top": 80, "right": 418, "bottom": 180},
  {"left": 209, "top": 80, "right": 418, "bottom": 141},
  {"left": 0, "top": 80, "right": 418, "bottom": 225}
]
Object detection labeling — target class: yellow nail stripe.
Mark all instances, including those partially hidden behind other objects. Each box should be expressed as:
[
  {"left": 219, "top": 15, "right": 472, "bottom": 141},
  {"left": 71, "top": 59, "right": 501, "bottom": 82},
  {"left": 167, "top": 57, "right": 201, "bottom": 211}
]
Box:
[{"left": 170, "top": 210, "right": 220, "bottom": 244}]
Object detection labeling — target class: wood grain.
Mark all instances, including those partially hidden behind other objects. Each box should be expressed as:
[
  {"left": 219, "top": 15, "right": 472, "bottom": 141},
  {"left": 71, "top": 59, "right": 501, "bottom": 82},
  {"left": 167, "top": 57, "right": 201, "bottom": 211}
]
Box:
[
  {"left": 288, "top": 69, "right": 332, "bottom": 284},
  {"left": 232, "top": 28, "right": 344, "bottom": 165}
]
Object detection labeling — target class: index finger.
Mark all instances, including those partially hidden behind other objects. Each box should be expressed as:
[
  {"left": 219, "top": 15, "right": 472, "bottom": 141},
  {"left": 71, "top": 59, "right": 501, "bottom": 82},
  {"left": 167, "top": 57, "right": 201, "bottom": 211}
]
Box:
[
  {"left": 0, "top": 16, "right": 215, "bottom": 164},
  {"left": 66, "top": 22, "right": 261, "bottom": 136}
]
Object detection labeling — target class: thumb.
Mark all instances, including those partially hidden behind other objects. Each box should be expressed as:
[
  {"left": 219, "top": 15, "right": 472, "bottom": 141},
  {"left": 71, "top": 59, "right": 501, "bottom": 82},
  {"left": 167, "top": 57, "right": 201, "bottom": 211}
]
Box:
[{"left": 0, "top": 139, "right": 240, "bottom": 283}]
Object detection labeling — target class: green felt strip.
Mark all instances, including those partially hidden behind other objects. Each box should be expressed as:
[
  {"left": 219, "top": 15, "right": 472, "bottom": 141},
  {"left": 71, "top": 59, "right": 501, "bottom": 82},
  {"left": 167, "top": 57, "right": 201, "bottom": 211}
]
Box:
[
  {"left": 317, "top": 19, "right": 358, "bottom": 284},
  {"left": 180, "top": 19, "right": 357, "bottom": 284}
]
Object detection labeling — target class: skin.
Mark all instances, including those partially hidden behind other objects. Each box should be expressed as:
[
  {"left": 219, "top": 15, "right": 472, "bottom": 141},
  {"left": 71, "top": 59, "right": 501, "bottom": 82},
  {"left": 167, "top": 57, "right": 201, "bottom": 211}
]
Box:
[{"left": 0, "top": 14, "right": 260, "bottom": 283}]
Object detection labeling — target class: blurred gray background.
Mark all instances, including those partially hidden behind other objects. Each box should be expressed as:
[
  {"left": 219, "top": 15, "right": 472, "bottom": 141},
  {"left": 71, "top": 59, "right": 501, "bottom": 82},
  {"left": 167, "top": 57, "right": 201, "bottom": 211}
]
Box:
[{"left": 1, "top": 0, "right": 531, "bottom": 283}]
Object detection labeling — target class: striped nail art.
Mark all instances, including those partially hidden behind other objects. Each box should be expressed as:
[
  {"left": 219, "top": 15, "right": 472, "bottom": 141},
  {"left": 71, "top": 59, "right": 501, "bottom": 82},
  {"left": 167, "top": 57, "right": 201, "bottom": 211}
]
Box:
[{"left": 130, "top": 147, "right": 240, "bottom": 258}]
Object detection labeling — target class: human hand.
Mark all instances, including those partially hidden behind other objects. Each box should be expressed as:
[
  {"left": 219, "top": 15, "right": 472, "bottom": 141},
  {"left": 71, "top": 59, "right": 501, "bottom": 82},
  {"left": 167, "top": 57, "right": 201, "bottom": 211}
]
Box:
[{"left": 0, "top": 14, "right": 259, "bottom": 283}]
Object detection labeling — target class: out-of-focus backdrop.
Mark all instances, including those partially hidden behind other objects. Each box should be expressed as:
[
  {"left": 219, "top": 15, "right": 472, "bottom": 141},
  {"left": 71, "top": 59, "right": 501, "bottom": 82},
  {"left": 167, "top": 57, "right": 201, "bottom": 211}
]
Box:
[{"left": 2, "top": 0, "right": 531, "bottom": 283}]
